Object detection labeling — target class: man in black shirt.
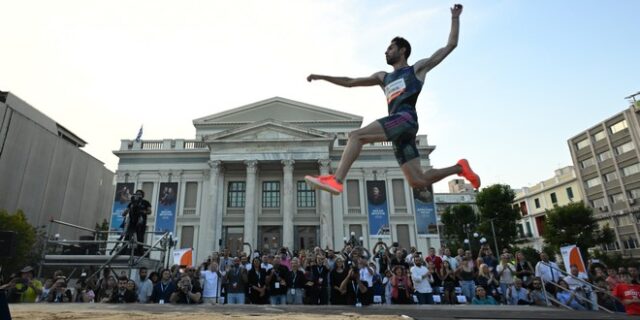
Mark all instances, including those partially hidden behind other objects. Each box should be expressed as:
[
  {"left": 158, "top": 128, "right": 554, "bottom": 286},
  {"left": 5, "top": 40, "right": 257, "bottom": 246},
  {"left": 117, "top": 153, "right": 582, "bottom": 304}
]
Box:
[
  {"left": 340, "top": 266, "right": 368, "bottom": 306},
  {"left": 389, "top": 249, "right": 410, "bottom": 271},
  {"left": 287, "top": 258, "right": 306, "bottom": 304},
  {"left": 125, "top": 190, "right": 152, "bottom": 256},
  {"left": 108, "top": 277, "right": 137, "bottom": 303},
  {"left": 151, "top": 269, "right": 176, "bottom": 304},
  {"left": 266, "top": 256, "right": 289, "bottom": 305}
]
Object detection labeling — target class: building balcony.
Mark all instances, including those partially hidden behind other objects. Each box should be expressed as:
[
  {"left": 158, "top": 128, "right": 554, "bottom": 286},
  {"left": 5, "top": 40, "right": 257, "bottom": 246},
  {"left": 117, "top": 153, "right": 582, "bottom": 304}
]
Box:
[{"left": 118, "top": 139, "right": 208, "bottom": 151}]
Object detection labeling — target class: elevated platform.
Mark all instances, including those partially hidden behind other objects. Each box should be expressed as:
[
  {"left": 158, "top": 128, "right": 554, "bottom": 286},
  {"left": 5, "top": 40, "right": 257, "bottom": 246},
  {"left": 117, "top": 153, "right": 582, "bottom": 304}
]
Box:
[{"left": 42, "top": 254, "right": 162, "bottom": 270}]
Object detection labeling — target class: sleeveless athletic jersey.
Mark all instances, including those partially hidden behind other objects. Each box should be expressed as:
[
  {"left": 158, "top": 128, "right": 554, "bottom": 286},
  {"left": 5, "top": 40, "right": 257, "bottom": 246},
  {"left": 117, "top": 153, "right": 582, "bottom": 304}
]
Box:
[{"left": 383, "top": 66, "right": 423, "bottom": 115}]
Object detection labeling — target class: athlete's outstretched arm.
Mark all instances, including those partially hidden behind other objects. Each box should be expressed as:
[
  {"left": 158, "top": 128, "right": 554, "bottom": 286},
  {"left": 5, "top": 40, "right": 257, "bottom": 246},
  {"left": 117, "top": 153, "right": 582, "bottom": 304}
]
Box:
[
  {"left": 307, "top": 72, "right": 385, "bottom": 88},
  {"left": 414, "top": 4, "right": 463, "bottom": 78}
]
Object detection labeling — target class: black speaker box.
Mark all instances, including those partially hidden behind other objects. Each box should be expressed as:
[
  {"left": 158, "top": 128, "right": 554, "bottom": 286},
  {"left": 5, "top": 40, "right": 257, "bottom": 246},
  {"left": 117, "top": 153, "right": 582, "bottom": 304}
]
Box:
[{"left": 0, "top": 232, "right": 16, "bottom": 258}]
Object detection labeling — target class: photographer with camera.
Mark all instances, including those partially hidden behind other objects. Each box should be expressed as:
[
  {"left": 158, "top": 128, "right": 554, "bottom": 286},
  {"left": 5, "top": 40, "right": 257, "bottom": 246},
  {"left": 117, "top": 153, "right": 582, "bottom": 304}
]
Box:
[
  {"left": 339, "top": 266, "right": 368, "bottom": 307},
  {"left": 170, "top": 275, "right": 202, "bottom": 304},
  {"left": 3, "top": 266, "right": 43, "bottom": 303},
  {"left": 123, "top": 190, "right": 152, "bottom": 256},
  {"left": 372, "top": 240, "right": 390, "bottom": 274},
  {"left": 46, "top": 278, "right": 72, "bottom": 303}
]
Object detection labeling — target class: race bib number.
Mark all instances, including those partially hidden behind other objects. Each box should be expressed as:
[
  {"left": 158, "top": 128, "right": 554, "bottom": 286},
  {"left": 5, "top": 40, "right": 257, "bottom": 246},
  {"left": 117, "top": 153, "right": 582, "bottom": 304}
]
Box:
[
  {"left": 290, "top": 289, "right": 296, "bottom": 295},
  {"left": 384, "top": 78, "right": 406, "bottom": 104},
  {"left": 275, "top": 282, "right": 280, "bottom": 289}
]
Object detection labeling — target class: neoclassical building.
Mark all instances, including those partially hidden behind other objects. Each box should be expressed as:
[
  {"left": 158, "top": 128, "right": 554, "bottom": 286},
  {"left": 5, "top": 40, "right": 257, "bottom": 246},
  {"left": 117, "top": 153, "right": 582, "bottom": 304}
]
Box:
[{"left": 112, "top": 97, "right": 440, "bottom": 263}]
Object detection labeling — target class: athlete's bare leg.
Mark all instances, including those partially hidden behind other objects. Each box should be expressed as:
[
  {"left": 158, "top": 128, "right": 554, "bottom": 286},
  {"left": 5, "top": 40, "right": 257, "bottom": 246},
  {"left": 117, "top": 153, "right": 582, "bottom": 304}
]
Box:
[
  {"left": 334, "top": 121, "right": 387, "bottom": 182},
  {"left": 400, "top": 158, "right": 462, "bottom": 188}
]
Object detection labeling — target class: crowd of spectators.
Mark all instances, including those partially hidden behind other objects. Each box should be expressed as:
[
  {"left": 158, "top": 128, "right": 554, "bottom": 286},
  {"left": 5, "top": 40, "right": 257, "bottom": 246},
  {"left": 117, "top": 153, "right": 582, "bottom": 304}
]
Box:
[{"left": 2, "top": 242, "right": 639, "bottom": 315}]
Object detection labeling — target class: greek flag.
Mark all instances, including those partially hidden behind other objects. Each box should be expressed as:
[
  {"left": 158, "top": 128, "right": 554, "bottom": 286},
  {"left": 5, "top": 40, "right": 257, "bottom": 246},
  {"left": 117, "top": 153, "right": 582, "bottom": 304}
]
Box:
[{"left": 135, "top": 125, "right": 143, "bottom": 142}]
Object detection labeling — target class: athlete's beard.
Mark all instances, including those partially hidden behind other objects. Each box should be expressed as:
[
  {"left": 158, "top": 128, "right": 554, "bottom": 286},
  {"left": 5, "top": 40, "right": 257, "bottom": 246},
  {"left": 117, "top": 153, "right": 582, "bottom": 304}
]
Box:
[{"left": 386, "top": 54, "right": 400, "bottom": 66}]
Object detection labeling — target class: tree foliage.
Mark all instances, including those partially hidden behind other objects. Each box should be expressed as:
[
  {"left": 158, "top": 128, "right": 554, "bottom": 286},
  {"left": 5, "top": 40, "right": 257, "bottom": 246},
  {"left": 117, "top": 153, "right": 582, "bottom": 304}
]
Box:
[
  {"left": 441, "top": 204, "right": 478, "bottom": 250},
  {"left": 475, "top": 184, "right": 520, "bottom": 252},
  {"left": 542, "top": 202, "right": 614, "bottom": 259},
  {"left": 94, "top": 218, "right": 109, "bottom": 242},
  {"left": 0, "top": 209, "right": 37, "bottom": 275}
]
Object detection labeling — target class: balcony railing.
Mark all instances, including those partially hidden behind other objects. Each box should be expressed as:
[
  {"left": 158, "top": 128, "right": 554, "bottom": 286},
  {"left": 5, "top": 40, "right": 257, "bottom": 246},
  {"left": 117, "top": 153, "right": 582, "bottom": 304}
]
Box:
[{"left": 120, "top": 139, "right": 208, "bottom": 151}]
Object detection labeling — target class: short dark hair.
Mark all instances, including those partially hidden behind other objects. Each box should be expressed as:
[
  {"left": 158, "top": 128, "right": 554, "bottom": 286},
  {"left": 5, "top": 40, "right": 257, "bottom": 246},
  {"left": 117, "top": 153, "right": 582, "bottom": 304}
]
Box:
[
  {"left": 392, "top": 36, "right": 411, "bottom": 60},
  {"left": 135, "top": 189, "right": 145, "bottom": 197}
]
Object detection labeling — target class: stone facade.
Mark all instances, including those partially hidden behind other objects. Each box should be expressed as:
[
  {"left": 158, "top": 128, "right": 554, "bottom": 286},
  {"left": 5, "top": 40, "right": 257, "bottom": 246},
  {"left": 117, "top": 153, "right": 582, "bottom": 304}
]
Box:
[{"left": 113, "top": 97, "right": 439, "bottom": 263}]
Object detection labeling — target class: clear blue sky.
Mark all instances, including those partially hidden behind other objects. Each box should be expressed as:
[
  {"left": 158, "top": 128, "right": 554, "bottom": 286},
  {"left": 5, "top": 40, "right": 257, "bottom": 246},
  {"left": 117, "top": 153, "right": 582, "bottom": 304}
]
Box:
[{"left": 0, "top": 0, "right": 638, "bottom": 192}]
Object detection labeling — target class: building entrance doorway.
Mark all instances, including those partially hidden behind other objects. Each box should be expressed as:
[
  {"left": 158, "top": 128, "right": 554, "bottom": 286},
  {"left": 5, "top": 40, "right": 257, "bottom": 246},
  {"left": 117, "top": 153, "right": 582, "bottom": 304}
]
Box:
[
  {"left": 259, "top": 226, "right": 282, "bottom": 254},
  {"left": 295, "top": 226, "right": 319, "bottom": 251}
]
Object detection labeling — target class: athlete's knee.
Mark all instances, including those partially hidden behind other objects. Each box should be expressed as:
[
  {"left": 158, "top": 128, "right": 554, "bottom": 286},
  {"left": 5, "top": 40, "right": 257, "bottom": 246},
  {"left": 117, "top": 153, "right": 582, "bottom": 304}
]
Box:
[
  {"left": 406, "top": 175, "right": 427, "bottom": 189},
  {"left": 348, "top": 129, "right": 367, "bottom": 143}
]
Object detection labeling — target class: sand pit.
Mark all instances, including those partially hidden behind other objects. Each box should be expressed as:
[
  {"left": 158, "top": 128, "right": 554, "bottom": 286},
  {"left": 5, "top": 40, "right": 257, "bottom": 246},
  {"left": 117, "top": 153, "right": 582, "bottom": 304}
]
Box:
[{"left": 9, "top": 304, "right": 404, "bottom": 320}]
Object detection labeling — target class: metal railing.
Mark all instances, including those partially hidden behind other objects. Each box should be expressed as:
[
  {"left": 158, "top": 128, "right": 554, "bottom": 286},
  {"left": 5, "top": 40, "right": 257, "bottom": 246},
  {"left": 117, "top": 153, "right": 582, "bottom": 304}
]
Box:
[
  {"left": 538, "top": 261, "right": 620, "bottom": 313},
  {"left": 39, "top": 219, "right": 173, "bottom": 280}
]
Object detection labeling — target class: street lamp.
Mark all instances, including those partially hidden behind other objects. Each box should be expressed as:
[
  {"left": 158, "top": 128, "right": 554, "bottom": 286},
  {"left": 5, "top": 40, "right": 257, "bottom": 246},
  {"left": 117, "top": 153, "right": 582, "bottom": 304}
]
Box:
[{"left": 488, "top": 217, "right": 500, "bottom": 256}]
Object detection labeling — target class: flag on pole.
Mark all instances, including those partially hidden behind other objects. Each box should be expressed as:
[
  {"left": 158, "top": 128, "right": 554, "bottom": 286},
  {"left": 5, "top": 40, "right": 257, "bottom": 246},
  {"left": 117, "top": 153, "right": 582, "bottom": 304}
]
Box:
[{"left": 135, "top": 125, "right": 143, "bottom": 142}]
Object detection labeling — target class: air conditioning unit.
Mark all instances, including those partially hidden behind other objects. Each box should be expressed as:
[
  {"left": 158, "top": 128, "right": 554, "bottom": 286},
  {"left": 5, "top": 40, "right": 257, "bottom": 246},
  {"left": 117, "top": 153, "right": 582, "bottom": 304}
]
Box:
[
  {"left": 599, "top": 206, "right": 609, "bottom": 212},
  {"left": 630, "top": 199, "right": 637, "bottom": 205}
]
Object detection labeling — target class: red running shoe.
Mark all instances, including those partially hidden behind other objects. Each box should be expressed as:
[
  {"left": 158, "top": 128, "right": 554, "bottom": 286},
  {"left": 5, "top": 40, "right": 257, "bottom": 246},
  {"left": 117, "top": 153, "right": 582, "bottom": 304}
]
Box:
[
  {"left": 304, "top": 175, "right": 343, "bottom": 195},
  {"left": 457, "top": 159, "right": 481, "bottom": 189}
]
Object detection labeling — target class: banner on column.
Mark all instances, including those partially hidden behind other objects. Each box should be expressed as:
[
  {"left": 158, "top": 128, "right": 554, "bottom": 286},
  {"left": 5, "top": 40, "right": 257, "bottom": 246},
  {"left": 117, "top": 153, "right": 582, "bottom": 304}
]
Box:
[
  {"left": 173, "top": 248, "right": 193, "bottom": 267},
  {"left": 414, "top": 185, "right": 438, "bottom": 235},
  {"left": 155, "top": 182, "right": 178, "bottom": 234},
  {"left": 110, "top": 183, "right": 135, "bottom": 232},
  {"left": 560, "top": 245, "right": 588, "bottom": 278},
  {"left": 366, "top": 180, "right": 390, "bottom": 236}
]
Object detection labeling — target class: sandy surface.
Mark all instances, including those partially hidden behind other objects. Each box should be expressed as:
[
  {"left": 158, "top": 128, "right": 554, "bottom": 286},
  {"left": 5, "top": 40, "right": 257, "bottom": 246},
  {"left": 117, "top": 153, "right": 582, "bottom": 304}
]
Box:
[
  {"left": 10, "top": 302, "right": 627, "bottom": 320},
  {"left": 11, "top": 311, "right": 396, "bottom": 320},
  {"left": 9, "top": 304, "right": 403, "bottom": 320}
]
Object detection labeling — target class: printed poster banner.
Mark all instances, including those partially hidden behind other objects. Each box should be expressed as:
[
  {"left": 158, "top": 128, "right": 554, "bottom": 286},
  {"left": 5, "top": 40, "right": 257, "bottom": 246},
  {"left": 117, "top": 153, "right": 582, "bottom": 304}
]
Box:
[
  {"left": 560, "top": 244, "right": 588, "bottom": 278},
  {"left": 110, "top": 183, "right": 134, "bottom": 232},
  {"left": 155, "top": 182, "right": 178, "bottom": 234},
  {"left": 366, "top": 180, "right": 390, "bottom": 236},
  {"left": 173, "top": 248, "right": 193, "bottom": 267},
  {"left": 414, "top": 185, "right": 438, "bottom": 235}
]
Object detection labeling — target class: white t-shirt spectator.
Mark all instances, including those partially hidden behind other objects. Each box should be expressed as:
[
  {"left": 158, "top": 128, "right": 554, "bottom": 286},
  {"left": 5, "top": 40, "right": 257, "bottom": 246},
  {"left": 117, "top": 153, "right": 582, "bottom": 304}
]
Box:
[
  {"left": 535, "top": 260, "right": 561, "bottom": 284},
  {"left": 496, "top": 263, "right": 516, "bottom": 284},
  {"left": 359, "top": 266, "right": 374, "bottom": 288},
  {"left": 410, "top": 265, "right": 433, "bottom": 293},
  {"left": 200, "top": 270, "right": 220, "bottom": 298},
  {"left": 135, "top": 278, "right": 153, "bottom": 303},
  {"left": 443, "top": 255, "right": 458, "bottom": 270},
  {"left": 563, "top": 273, "right": 589, "bottom": 291}
]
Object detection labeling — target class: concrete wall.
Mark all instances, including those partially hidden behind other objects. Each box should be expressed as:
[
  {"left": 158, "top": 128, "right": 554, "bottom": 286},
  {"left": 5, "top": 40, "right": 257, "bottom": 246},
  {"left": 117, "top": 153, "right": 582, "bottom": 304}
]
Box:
[{"left": 0, "top": 95, "right": 114, "bottom": 240}]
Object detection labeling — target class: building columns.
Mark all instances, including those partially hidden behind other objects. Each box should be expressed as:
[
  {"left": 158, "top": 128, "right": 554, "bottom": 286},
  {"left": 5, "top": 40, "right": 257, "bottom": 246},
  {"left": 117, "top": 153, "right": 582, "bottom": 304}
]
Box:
[
  {"left": 319, "top": 159, "right": 334, "bottom": 249},
  {"left": 244, "top": 160, "right": 258, "bottom": 249},
  {"left": 202, "top": 160, "right": 222, "bottom": 254},
  {"left": 282, "top": 160, "right": 295, "bottom": 250}
]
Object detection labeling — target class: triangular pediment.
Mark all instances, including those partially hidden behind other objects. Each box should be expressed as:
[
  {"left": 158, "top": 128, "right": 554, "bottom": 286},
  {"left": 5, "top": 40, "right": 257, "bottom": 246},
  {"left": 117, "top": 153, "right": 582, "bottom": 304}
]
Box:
[
  {"left": 204, "top": 118, "right": 335, "bottom": 142},
  {"left": 193, "top": 97, "right": 362, "bottom": 125}
]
